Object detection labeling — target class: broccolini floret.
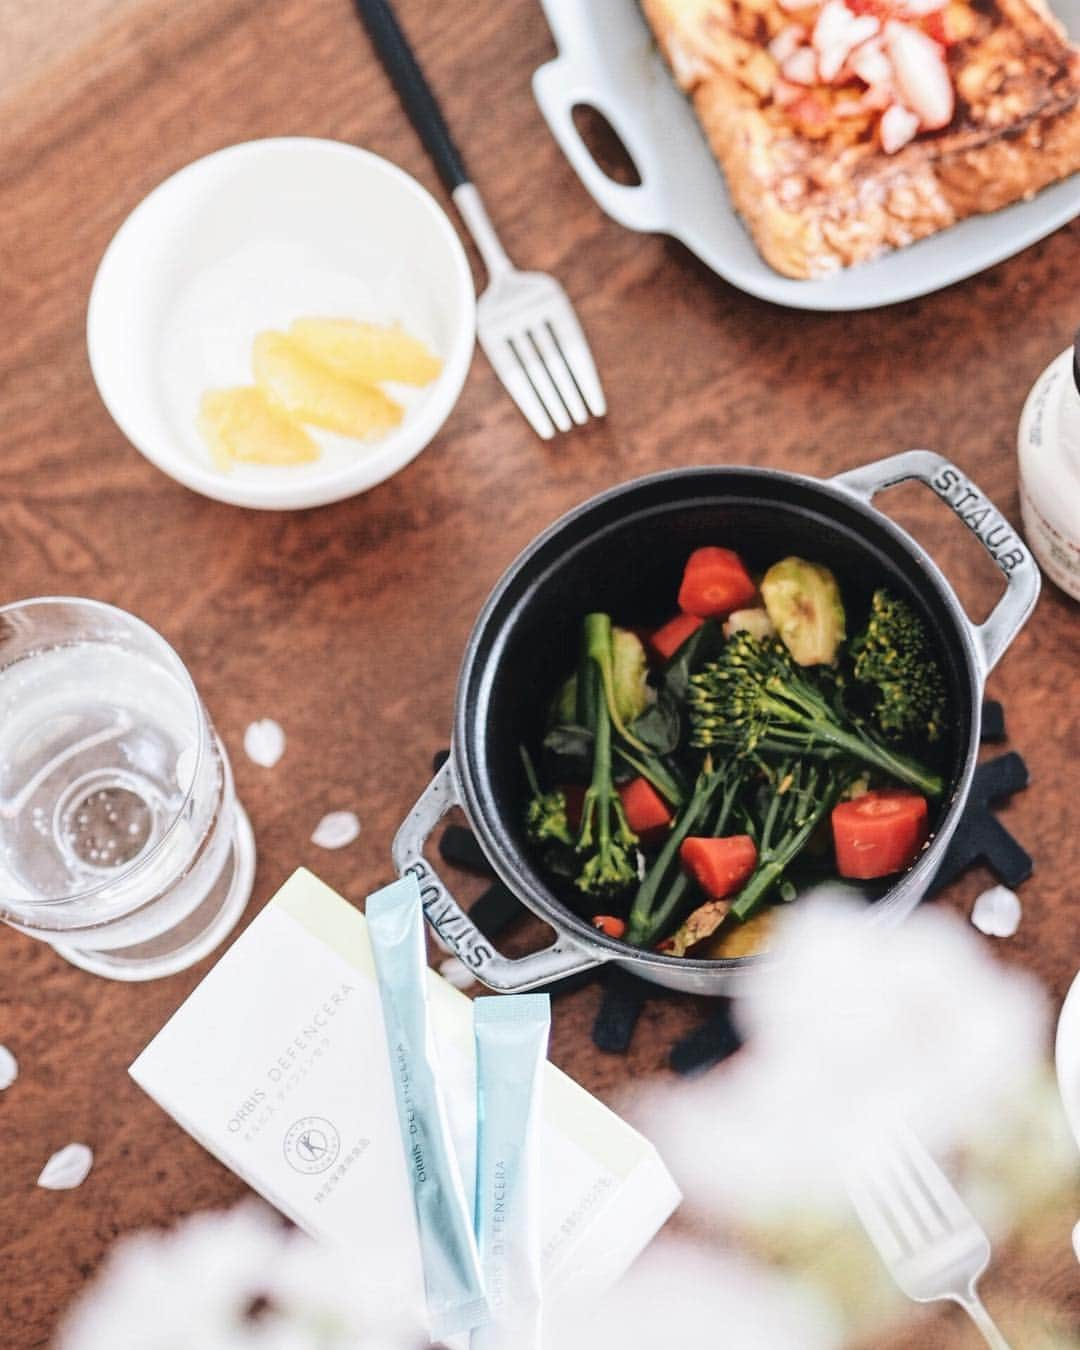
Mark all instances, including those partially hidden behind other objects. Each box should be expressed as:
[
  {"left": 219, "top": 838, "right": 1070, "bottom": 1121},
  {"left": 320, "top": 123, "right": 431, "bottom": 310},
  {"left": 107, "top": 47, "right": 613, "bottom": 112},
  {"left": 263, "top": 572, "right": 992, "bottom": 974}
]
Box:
[
  {"left": 520, "top": 747, "right": 573, "bottom": 847},
  {"left": 688, "top": 630, "right": 944, "bottom": 797},
  {"left": 850, "top": 589, "right": 948, "bottom": 744}
]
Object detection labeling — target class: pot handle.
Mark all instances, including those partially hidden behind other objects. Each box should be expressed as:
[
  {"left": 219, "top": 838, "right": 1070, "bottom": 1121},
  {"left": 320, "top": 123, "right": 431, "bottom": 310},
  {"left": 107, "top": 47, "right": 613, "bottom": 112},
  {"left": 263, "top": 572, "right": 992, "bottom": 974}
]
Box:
[
  {"left": 391, "top": 757, "right": 608, "bottom": 992},
  {"left": 830, "top": 449, "right": 1040, "bottom": 677}
]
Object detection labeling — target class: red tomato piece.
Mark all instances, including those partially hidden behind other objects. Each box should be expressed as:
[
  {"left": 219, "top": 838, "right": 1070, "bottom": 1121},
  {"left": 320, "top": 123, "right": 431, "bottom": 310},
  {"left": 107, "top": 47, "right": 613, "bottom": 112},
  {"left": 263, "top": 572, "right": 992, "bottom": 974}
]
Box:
[
  {"left": 680, "top": 835, "right": 758, "bottom": 900},
  {"left": 592, "top": 914, "right": 627, "bottom": 940},
  {"left": 649, "top": 612, "right": 704, "bottom": 662},
  {"left": 678, "top": 548, "right": 757, "bottom": 619},
  {"left": 618, "top": 777, "right": 673, "bottom": 840},
  {"left": 832, "top": 789, "right": 929, "bottom": 879}
]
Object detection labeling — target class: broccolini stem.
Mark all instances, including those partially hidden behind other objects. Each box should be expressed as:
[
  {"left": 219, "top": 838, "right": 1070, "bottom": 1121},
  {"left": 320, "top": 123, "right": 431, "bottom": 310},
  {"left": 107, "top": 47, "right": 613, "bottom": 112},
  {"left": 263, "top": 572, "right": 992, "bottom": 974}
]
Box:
[
  {"left": 614, "top": 744, "right": 685, "bottom": 809},
  {"left": 585, "top": 612, "right": 649, "bottom": 754},
  {"left": 520, "top": 745, "right": 543, "bottom": 798},
  {"left": 625, "top": 758, "right": 738, "bottom": 949},
  {"left": 729, "top": 764, "right": 845, "bottom": 922},
  {"left": 575, "top": 615, "right": 638, "bottom": 895}
]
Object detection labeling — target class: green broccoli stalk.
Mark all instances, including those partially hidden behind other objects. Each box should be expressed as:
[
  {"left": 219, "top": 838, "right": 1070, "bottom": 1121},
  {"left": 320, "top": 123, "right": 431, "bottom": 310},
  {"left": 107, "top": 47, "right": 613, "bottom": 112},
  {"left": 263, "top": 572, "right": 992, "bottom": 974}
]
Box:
[
  {"left": 520, "top": 746, "right": 573, "bottom": 846},
  {"left": 850, "top": 589, "right": 948, "bottom": 743},
  {"left": 624, "top": 755, "right": 741, "bottom": 949},
  {"left": 613, "top": 743, "right": 685, "bottom": 811},
  {"left": 689, "top": 631, "right": 944, "bottom": 798},
  {"left": 728, "top": 759, "right": 847, "bottom": 923},
  {"left": 575, "top": 614, "right": 639, "bottom": 896}
]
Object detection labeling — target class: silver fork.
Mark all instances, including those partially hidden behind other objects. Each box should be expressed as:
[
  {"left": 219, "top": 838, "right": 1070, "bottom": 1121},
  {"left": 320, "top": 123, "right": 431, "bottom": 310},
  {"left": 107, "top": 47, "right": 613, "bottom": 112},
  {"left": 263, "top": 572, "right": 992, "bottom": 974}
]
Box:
[
  {"left": 355, "top": 0, "right": 606, "bottom": 440},
  {"left": 846, "top": 1127, "right": 1013, "bottom": 1349}
]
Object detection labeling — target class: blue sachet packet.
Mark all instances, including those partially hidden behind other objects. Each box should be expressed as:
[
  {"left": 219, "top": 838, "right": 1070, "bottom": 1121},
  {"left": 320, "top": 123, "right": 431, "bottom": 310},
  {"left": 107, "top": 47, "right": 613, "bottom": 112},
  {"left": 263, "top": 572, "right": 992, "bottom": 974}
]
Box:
[
  {"left": 472, "top": 993, "right": 550, "bottom": 1350},
  {"left": 367, "top": 875, "right": 489, "bottom": 1341}
]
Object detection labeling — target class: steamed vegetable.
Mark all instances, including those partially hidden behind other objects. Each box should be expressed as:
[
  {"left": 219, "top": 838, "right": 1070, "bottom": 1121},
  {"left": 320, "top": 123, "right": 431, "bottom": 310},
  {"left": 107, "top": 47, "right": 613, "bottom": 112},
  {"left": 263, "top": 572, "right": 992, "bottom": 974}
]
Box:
[
  {"left": 618, "top": 777, "right": 673, "bottom": 839},
  {"left": 649, "top": 612, "right": 704, "bottom": 661},
  {"left": 575, "top": 614, "right": 640, "bottom": 896},
  {"left": 624, "top": 757, "right": 743, "bottom": 949},
  {"left": 761, "top": 557, "right": 846, "bottom": 666},
  {"left": 665, "top": 758, "right": 847, "bottom": 952},
  {"left": 832, "top": 788, "right": 929, "bottom": 878},
  {"left": 689, "top": 631, "right": 944, "bottom": 798},
  {"left": 592, "top": 915, "right": 627, "bottom": 939},
  {"left": 611, "top": 627, "right": 651, "bottom": 724},
  {"left": 521, "top": 748, "right": 574, "bottom": 847},
  {"left": 729, "top": 759, "right": 848, "bottom": 921},
  {"left": 678, "top": 547, "right": 757, "bottom": 618},
  {"left": 723, "top": 608, "right": 776, "bottom": 641},
  {"left": 850, "top": 589, "right": 948, "bottom": 743},
  {"left": 679, "top": 835, "right": 758, "bottom": 901},
  {"left": 520, "top": 543, "right": 951, "bottom": 959}
]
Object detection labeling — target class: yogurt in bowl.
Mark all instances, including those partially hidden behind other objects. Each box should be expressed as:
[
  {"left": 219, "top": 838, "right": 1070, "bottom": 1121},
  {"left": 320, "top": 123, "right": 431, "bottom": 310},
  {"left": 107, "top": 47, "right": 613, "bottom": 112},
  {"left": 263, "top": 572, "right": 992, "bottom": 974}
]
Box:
[{"left": 87, "top": 138, "right": 476, "bottom": 510}]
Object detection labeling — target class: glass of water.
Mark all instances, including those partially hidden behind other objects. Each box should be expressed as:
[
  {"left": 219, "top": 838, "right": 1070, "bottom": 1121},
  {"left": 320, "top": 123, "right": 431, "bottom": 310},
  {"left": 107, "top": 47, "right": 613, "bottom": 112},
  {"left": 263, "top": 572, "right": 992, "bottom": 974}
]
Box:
[{"left": 0, "top": 597, "right": 255, "bottom": 980}]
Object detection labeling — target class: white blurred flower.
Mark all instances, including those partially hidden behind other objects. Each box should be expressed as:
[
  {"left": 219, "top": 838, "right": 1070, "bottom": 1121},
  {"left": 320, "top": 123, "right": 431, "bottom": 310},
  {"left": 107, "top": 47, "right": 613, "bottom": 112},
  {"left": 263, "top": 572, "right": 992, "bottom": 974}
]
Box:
[
  {"left": 644, "top": 897, "right": 1049, "bottom": 1219},
  {"left": 544, "top": 1238, "right": 841, "bottom": 1350},
  {"left": 58, "top": 1204, "right": 423, "bottom": 1350}
]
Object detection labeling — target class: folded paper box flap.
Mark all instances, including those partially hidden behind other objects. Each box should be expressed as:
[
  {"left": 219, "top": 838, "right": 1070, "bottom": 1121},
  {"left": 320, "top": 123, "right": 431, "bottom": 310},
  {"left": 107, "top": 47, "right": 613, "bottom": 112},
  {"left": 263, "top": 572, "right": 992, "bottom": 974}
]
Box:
[{"left": 129, "top": 868, "right": 680, "bottom": 1317}]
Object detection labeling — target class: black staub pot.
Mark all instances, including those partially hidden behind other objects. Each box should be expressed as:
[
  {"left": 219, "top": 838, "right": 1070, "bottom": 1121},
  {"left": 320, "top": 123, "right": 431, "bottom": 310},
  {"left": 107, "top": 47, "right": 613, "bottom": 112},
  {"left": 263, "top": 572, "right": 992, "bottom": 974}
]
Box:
[{"left": 393, "top": 452, "right": 1038, "bottom": 996}]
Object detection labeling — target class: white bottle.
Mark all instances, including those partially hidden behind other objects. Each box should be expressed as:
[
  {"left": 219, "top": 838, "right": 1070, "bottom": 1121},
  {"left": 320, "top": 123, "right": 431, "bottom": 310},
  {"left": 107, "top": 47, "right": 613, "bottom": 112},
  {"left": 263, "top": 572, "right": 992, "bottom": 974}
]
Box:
[{"left": 1017, "top": 339, "right": 1080, "bottom": 601}]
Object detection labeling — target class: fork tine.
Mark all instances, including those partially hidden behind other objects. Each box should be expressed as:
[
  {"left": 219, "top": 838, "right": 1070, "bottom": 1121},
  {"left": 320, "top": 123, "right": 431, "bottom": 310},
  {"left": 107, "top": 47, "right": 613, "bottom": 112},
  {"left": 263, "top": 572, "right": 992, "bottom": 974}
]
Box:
[
  {"left": 846, "top": 1166, "right": 910, "bottom": 1265},
  {"left": 509, "top": 334, "right": 573, "bottom": 434},
  {"left": 530, "top": 323, "right": 588, "bottom": 425},
  {"left": 548, "top": 310, "right": 607, "bottom": 418},
  {"left": 481, "top": 336, "right": 555, "bottom": 440},
  {"left": 895, "top": 1127, "right": 985, "bottom": 1237},
  {"left": 883, "top": 1146, "right": 945, "bottom": 1247}
]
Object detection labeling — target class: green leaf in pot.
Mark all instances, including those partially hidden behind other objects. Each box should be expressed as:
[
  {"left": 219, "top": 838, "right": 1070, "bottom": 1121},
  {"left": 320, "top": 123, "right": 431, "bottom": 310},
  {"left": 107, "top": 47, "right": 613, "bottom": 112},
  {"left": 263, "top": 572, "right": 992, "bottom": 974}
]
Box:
[
  {"left": 542, "top": 722, "right": 594, "bottom": 781},
  {"left": 548, "top": 673, "right": 578, "bottom": 727},
  {"left": 628, "top": 688, "right": 681, "bottom": 756},
  {"left": 660, "top": 617, "right": 726, "bottom": 703}
]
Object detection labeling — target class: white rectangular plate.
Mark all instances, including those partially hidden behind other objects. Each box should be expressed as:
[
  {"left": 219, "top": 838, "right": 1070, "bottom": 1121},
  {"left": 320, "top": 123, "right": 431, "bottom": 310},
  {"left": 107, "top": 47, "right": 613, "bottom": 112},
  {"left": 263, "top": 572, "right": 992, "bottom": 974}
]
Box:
[{"left": 533, "top": 0, "right": 1080, "bottom": 311}]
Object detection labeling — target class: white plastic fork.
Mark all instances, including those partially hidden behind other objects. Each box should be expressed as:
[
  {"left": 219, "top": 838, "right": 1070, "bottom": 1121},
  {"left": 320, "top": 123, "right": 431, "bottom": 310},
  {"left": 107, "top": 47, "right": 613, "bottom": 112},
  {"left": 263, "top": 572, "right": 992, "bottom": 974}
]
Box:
[
  {"left": 356, "top": 0, "right": 606, "bottom": 440},
  {"left": 846, "top": 1127, "right": 1013, "bottom": 1349}
]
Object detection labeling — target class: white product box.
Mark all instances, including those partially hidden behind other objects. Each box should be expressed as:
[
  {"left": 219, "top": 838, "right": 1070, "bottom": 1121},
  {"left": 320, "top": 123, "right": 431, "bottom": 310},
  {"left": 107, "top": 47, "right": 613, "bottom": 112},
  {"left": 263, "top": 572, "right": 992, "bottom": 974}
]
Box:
[{"left": 130, "top": 870, "right": 680, "bottom": 1327}]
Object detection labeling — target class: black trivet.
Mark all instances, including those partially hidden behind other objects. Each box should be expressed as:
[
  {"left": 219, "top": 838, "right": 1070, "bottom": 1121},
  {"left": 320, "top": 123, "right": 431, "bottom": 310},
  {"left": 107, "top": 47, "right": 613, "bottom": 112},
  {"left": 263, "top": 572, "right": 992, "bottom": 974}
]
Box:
[{"left": 431, "top": 699, "right": 1031, "bottom": 1076}]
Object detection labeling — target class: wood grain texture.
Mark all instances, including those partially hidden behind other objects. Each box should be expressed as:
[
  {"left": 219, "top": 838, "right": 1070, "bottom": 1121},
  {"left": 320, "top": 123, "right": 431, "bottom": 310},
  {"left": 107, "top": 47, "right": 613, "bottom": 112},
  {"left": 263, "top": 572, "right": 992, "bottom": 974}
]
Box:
[{"left": 0, "top": 0, "right": 1078, "bottom": 1345}]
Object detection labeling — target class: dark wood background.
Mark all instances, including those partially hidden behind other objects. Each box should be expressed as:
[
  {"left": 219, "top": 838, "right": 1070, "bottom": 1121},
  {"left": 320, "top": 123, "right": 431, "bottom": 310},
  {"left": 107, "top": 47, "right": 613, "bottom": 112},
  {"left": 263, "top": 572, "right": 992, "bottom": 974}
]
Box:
[{"left": 1, "top": 0, "right": 1077, "bottom": 1344}]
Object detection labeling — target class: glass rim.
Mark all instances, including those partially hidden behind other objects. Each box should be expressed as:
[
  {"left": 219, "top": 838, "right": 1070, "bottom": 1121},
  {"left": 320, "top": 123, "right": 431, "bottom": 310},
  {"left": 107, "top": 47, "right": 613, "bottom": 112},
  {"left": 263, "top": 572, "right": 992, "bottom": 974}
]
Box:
[{"left": 0, "top": 595, "right": 211, "bottom": 913}]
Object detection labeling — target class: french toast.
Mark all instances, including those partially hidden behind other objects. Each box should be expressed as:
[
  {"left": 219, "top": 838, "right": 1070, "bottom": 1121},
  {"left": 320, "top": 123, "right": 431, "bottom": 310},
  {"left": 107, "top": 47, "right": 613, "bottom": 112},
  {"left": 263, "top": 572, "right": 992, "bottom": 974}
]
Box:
[{"left": 643, "top": 0, "right": 1080, "bottom": 278}]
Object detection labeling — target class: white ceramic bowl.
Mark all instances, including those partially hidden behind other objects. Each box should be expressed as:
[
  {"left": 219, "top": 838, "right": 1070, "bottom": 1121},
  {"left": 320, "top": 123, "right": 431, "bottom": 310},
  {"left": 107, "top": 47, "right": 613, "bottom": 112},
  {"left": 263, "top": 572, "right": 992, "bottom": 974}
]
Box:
[{"left": 87, "top": 138, "right": 475, "bottom": 509}]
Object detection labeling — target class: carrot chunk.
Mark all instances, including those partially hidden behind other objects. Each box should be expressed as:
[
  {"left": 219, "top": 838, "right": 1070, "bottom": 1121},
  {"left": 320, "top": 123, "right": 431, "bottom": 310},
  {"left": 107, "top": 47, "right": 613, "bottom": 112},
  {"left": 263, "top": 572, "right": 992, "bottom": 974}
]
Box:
[
  {"left": 649, "top": 612, "right": 704, "bottom": 661},
  {"left": 677, "top": 548, "right": 757, "bottom": 618},
  {"left": 680, "top": 835, "right": 758, "bottom": 900},
  {"left": 832, "top": 789, "right": 929, "bottom": 879},
  {"left": 618, "top": 777, "right": 674, "bottom": 839}
]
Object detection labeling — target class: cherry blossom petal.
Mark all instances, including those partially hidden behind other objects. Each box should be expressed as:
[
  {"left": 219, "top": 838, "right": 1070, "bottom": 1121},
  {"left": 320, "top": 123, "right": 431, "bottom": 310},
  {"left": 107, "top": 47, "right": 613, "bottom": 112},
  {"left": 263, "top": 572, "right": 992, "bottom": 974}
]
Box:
[
  {"left": 310, "top": 811, "right": 361, "bottom": 850},
  {"left": 243, "top": 719, "right": 286, "bottom": 769},
  {"left": 971, "top": 885, "right": 1022, "bottom": 938},
  {"left": 38, "top": 1143, "right": 94, "bottom": 1191}
]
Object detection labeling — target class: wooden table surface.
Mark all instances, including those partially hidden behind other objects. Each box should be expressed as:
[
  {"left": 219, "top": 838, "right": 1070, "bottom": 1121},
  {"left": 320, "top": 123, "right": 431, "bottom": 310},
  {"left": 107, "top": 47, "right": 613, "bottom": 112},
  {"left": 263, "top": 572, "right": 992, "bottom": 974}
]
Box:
[{"left": 1, "top": 0, "right": 1078, "bottom": 1345}]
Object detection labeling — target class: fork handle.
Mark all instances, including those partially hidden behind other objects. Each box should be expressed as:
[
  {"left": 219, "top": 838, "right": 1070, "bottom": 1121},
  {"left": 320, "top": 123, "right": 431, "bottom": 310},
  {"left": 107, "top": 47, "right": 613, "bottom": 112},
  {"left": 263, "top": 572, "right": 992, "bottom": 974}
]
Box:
[
  {"left": 354, "top": 0, "right": 468, "bottom": 192},
  {"left": 956, "top": 1292, "right": 1013, "bottom": 1350}
]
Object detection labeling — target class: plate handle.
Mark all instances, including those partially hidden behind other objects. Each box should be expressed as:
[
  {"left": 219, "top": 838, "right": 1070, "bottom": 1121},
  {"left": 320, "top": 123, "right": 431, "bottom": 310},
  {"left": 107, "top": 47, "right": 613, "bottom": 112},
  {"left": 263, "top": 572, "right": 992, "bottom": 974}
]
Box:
[
  {"left": 391, "top": 757, "right": 607, "bottom": 992},
  {"left": 532, "top": 56, "right": 669, "bottom": 233},
  {"left": 830, "top": 449, "right": 1040, "bottom": 677}
]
